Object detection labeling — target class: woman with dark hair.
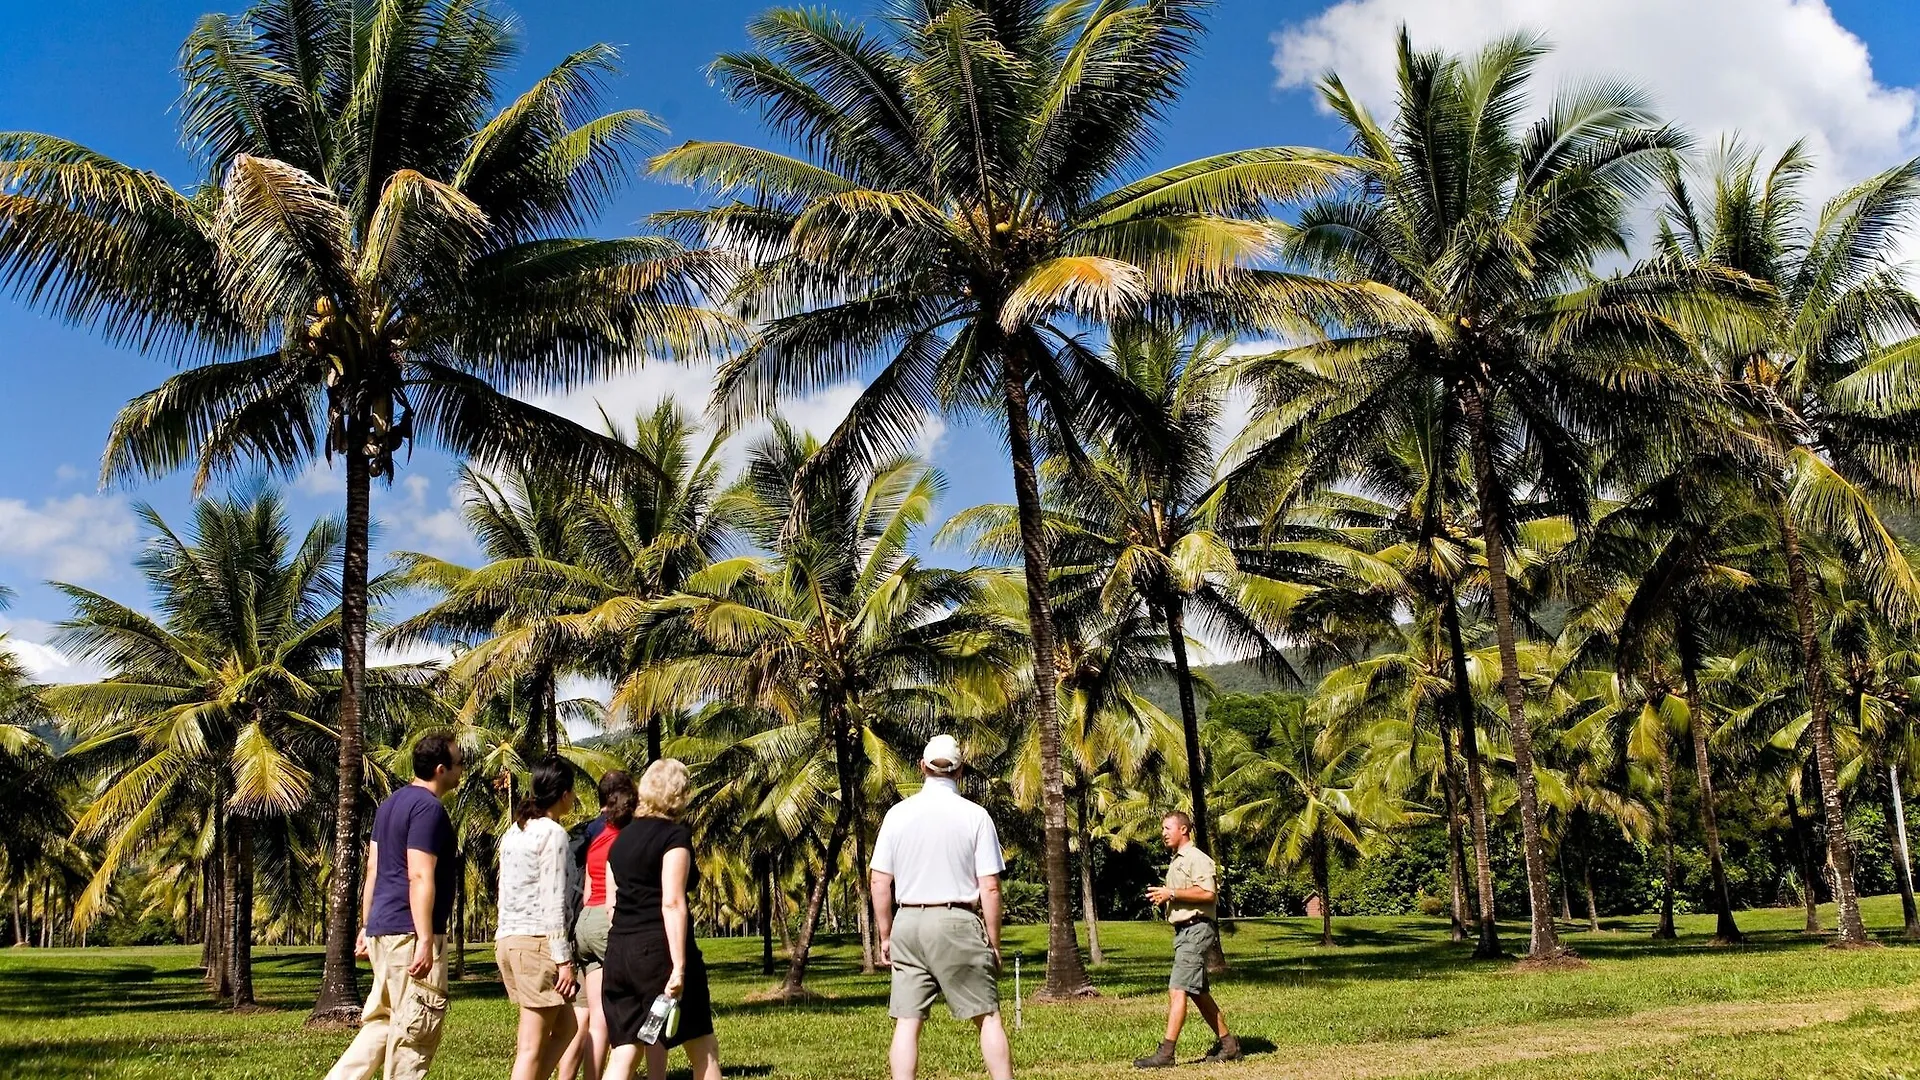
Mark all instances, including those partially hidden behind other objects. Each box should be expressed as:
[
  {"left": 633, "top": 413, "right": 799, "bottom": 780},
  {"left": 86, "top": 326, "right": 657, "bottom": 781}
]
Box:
[
  {"left": 497, "top": 756, "right": 580, "bottom": 1080},
  {"left": 558, "top": 770, "right": 638, "bottom": 1080},
  {"left": 603, "top": 759, "right": 719, "bottom": 1080}
]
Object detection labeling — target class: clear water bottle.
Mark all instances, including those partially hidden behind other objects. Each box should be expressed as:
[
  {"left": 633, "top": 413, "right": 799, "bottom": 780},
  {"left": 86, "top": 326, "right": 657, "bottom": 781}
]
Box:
[{"left": 637, "top": 993, "right": 679, "bottom": 1045}]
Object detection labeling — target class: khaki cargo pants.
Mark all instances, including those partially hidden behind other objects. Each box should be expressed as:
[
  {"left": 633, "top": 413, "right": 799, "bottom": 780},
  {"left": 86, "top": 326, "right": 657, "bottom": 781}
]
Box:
[{"left": 325, "top": 934, "right": 449, "bottom": 1080}]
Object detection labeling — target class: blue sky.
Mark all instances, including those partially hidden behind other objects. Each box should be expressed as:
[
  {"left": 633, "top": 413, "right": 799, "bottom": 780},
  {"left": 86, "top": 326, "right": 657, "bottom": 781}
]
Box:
[{"left": 2, "top": 0, "right": 1918, "bottom": 678}]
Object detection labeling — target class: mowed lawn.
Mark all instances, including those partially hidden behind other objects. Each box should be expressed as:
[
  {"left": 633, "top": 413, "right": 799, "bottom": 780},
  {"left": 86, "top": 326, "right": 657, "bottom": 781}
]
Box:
[{"left": 6, "top": 898, "right": 1920, "bottom": 1079}]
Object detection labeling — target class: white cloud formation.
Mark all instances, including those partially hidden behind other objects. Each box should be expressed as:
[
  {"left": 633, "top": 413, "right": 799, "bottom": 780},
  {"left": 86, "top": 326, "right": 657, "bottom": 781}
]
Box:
[
  {"left": 1, "top": 618, "right": 109, "bottom": 684},
  {"left": 525, "top": 360, "right": 947, "bottom": 474},
  {"left": 1273, "top": 0, "right": 1920, "bottom": 206},
  {"left": 377, "top": 474, "right": 477, "bottom": 563},
  {"left": 0, "top": 493, "right": 139, "bottom": 583}
]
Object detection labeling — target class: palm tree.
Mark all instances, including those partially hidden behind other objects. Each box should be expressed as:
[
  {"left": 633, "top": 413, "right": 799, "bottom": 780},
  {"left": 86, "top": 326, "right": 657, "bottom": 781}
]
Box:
[
  {"left": 0, "top": 588, "right": 75, "bottom": 934},
  {"left": 1247, "top": 31, "right": 1756, "bottom": 958},
  {"left": 1655, "top": 140, "right": 1920, "bottom": 946},
  {"left": 655, "top": 0, "right": 1376, "bottom": 994},
  {"left": 629, "top": 424, "right": 1019, "bottom": 998},
  {"left": 0, "top": 1, "right": 733, "bottom": 1015},
  {"left": 45, "top": 492, "right": 354, "bottom": 1007},
  {"left": 1827, "top": 594, "right": 1920, "bottom": 939}
]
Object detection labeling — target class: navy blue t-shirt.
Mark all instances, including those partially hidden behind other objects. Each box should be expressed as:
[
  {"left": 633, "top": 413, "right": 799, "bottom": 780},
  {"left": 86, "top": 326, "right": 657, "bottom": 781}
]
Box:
[{"left": 364, "top": 784, "right": 457, "bottom": 937}]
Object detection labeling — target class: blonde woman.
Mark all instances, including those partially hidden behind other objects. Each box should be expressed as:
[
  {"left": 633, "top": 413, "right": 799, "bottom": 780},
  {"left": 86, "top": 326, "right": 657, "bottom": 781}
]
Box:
[{"left": 602, "top": 759, "right": 719, "bottom": 1080}]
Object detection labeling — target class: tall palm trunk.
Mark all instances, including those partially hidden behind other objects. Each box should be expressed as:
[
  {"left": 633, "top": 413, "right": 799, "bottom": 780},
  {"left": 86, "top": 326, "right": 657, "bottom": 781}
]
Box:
[
  {"left": 1466, "top": 386, "right": 1560, "bottom": 959},
  {"left": 1440, "top": 718, "right": 1469, "bottom": 942},
  {"left": 1000, "top": 344, "right": 1090, "bottom": 997},
  {"left": 758, "top": 853, "right": 776, "bottom": 977},
  {"left": 1164, "top": 598, "right": 1210, "bottom": 851},
  {"left": 1677, "top": 630, "right": 1741, "bottom": 943},
  {"left": 207, "top": 815, "right": 232, "bottom": 997},
  {"left": 228, "top": 816, "right": 256, "bottom": 1009},
  {"left": 1887, "top": 765, "right": 1920, "bottom": 940},
  {"left": 780, "top": 804, "right": 850, "bottom": 998},
  {"left": 1312, "top": 830, "right": 1333, "bottom": 947},
  {"left": 1654, "top": 729, "right": 1678, "bottom": 941},
  {"left": 1578, "top": 819, "right": 1601, "bottom": 932},
  {"left": 1556, "top": 846, "right": 1572, "bottom": 922},
  {"left": 314, "top": 437, "right": 371, "bottom": 1020},
  {"left": 452, "top": 855, "right": 467, "bottom": 981},
  {"left": 1076, "top": 788, "right": 1104, "bottom": 966},
  {"left": 1787, "top": 790, "right": 1822, "bottom": 933},
  {"left": 1443, "top": 592, "right": 1501, "bottom": 957},
  {"left": 1776, "top": 506, "right": 1870, "bottom": 944}
]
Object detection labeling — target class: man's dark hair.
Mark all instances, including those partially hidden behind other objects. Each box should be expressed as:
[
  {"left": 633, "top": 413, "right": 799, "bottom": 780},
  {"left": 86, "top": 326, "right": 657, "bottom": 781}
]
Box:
[
  {"left": 413, "top": 732, "right": 459, "bottom": 781},
  {"left": 1164, "top": 810, "right": 1193, "bottom": 832}
]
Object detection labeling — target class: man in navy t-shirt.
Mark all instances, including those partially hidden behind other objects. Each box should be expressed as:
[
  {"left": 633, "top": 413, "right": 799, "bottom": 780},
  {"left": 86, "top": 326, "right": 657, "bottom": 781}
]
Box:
[{"left": 326, "top": 733, "right": 464, "bottom": 1080}]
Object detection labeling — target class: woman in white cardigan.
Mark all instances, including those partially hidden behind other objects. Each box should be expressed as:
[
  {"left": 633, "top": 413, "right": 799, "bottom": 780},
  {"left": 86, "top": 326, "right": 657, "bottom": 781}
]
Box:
[{"left": 497, "top": 756, "right": 579, "bottom": 1080}]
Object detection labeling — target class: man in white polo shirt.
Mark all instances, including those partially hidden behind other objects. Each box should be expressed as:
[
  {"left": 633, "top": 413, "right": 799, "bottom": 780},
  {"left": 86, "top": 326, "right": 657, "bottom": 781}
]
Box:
[{"left": 871, "top": 734, "right": 1013, "bottom": 1080}]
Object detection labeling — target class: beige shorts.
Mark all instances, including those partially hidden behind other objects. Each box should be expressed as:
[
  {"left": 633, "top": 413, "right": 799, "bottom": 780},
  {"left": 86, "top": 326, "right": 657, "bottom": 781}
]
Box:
[
  {"left": 888, "top": 906, "right": 999, "bottom": 1020},
  {"left": 497, "top": 935, "right": 570, "bottom": 1008},
  {"left": 575, "top": 905, "right": 612, "bottom": 973}
]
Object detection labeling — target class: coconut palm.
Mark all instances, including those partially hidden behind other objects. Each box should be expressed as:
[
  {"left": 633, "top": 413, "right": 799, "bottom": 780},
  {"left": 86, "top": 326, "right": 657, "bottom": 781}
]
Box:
[
  {"left": 0, "top": 1, "right": 733, "bottom": 1013},
  {"left": 1655, "top": 140, "right": 1920, "bottom": 946},
  {"left": 626, "top": 424, "right": 1020, "bottom": 997},
  {"left": 655, "top": 0, "right": 1382, "bottom": 993},
  {"left": 1826, "top": 594, "right": 1920, "bottom": 939},
  {"left": 45, "top": 492, "right": 356, "bottom": 1007},
  {"left": 1244, "top": 31, "right": 1758, "bottom": 958},
  {"left": 0, "top": 589, "right": 73, "bottom": 925}
]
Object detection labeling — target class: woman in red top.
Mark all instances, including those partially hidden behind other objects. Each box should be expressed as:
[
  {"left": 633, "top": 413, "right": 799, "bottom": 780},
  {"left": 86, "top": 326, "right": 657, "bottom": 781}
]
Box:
[{"left": 558, "top": 770, "right": 636, "bottom": 1080}]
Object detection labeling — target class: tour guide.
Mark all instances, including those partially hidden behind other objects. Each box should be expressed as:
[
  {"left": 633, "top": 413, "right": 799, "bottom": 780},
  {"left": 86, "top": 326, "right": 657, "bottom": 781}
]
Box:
[
  {"left": 1135, "top": 811, "right": 1241, "bottom": 1068},
  {"left": 871, "top": 734, "right": 1013, "bottom": 1080}
]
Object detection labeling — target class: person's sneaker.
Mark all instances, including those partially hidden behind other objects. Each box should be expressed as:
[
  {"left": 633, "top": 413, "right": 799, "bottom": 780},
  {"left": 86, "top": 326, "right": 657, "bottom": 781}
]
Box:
[
  {"left": 1133, "top": 1039, "right": 1178, "bottom": 1068},
  {"left": 1204, "top": 1035, "right": 1243, "bottom": 1062}
]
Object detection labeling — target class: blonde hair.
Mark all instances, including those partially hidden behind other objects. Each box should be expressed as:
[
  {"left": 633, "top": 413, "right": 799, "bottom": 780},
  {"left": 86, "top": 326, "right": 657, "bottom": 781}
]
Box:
[{"left": 635, "top": 758, "right": 693, "bottom": 820}]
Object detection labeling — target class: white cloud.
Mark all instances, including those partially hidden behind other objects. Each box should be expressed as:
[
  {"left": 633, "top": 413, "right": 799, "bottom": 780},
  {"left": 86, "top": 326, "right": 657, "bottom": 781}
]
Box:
[
  {"left": 525, "top": 360, "right": 947, "bottom": 474},
  {"left": 0, "top": 493, "right": 139, "bottom": 583},
  {"left": 376, "top": 474, "right": 477, "bottom": 563},
  {"left": 1273, "top": 0, "right": 1920, "bottom": 207},
  {"left": 1, "top": 618, "right": 109, "bottom": 684}
]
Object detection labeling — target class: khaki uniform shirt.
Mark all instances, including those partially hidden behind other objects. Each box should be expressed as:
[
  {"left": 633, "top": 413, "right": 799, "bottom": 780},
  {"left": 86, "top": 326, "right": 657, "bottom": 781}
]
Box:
[{"left": 1164, "top": 843, "right": 1217, "bottom": 924}]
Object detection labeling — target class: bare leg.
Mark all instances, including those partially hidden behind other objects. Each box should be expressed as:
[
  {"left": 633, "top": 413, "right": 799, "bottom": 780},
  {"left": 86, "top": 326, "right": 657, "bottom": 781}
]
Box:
[
  {"left": 557, "top": 1001, "right": 592, "bottom": 1080},
  {"left": 584, "top": 969, "right": 608, "bottom": 1080},
  {"left": 683, "top": 1033, "right": 723, "bottom": 1080},
  {"left": 890, "top": 1018, "right": 923, "bottom": 1080},
  {"left": 1163, "top": 988, "right": 1189, "bottom": 1043},
  {"left": 512, "top": 1004, "right": 567, "bottom": 1080},
  {"left": 974, "top": 1013, "right": 1013, "bottom": 1080},
  {"left": 1190, "top": 991, "right": 1229, "bottom": 1038},
  {"left": 538, "top": 1003, "right": 580, "bottom": 1079},
  {"left": 603, "top": 1045, "right": 639, "bottom": 1080},
  {"left": 644, "top": 1042, "right": 668, "bottom": 1080}
]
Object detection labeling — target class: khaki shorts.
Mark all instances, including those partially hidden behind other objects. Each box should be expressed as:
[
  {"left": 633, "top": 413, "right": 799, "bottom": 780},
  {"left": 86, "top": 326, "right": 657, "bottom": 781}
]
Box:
[
  {"left": 888, "top": 906, "right": 999, "bottom": 1020},
  {"left": 1170, "top": 919, "right": 1215, "bottom": 995},
  {"left": 575, "top": 905, "right": 611, "bottom": 974},
  {"left": 497, "top": 935, "right": 570, "bottom": 1008}
]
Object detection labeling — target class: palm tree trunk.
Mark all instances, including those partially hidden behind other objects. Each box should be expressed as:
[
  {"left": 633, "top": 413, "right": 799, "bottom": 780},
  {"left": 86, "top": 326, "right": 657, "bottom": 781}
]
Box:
[
  {"left": 1443, "top": 592, "right": 1501, "bottom": 958},
  {"left": 1076, "top": 789, "right": 1104, "bottom": 966},
  {"left": 1466, "top": 387, "right": 1560, "bottom": 960},
  {"left": 229, "top": 816, "right": 256, "bottom": 1009},
  {"left": 1654, "top": 735, "right": 1678, "bottom": 941},
  {"left": 208, "top": 816, "right": 232, "bottom": 998},
  {"left": 541, "top": 665, "right": 559, "bottom": 758},
  {"left": 780, "top": 805, "right": 850, "bottom": 998},
  {"left": 999, "top": 343, "right": 1091, "bottom": 998},
  {"left": 758, "top": 853, "right": 776, "bottom": 977},
  {"left": 313, "top": 438, "right": 371, "bottom": 1020},
  {"left": 1788, "top": 790, "right": 1822, "bottom": 933},
  {"left": 1556, "top": 845, "right": 1572, "bottom": 922},
  {"left": 1776, "top": 505, "right": 1870, "bottom": 945},
  {"left": 1313, "top": 831, "right": 1333, "bottom": 947},
  {"left": 1887, "top": 765, "right": 1919, "bottom": 940},
  {"left": 1677, "top": 633, "right": 1742, "bottom": 943},
  {"left": 452, "top": 854, "right": 467, "bottom": 981},
  {"left": 1439, "top": 711, "right": 1470, "bottom": 943},
  {"left": 1579, "top": 820, "right": 1601, "bottom": 933},
  {"left": 1164, "top": 599, "right": 1210, "bottom": 852}
]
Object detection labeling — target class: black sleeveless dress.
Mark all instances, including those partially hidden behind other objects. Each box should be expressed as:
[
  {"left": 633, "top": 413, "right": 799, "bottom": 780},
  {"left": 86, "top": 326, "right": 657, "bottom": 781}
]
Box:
[{"left": 603, "top": 816, "right": 715, "bottom": 1049}]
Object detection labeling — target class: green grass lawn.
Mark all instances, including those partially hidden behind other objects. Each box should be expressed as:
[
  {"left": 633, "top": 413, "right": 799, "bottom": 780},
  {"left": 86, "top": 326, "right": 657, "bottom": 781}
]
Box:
[{"left": 6, "top": 897, "right": 1920, "bottom": 1079}]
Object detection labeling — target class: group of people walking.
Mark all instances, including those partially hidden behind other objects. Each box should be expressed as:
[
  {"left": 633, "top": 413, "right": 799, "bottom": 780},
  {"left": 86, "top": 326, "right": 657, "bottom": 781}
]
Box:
[{"left": 321, "top": 732, "right": 1239, "bottom": 1079}]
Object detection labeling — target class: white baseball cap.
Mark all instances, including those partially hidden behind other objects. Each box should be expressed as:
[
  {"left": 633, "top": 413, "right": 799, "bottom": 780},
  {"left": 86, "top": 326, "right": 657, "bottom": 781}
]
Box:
[{"left": 922, "top": 734, "right": 963, "bottom": 772}]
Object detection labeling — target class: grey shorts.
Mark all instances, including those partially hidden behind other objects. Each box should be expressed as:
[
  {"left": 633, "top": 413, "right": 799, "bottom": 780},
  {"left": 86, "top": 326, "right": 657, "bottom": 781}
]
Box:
[
  {"left": 1170, "top": 920, "right": 1215, "bottom": 995},
  {"left": 574, "top": 905, "right": 611, "bottom": 974},
  {"left": 888, "top": 906, "right": 1000, "bottom": 1020}
]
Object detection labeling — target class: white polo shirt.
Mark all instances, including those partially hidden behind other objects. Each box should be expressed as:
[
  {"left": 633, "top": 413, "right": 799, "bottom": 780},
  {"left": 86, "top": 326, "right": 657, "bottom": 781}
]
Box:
[{"left": 870, "top": 776, "right": 1005, "bottom": 904}]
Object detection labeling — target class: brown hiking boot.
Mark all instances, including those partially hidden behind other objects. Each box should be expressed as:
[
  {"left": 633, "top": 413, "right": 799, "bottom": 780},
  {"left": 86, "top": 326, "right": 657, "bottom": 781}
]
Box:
[
  {"left": 1134, "top": 1039, "right": 1178, "bottom": 1068},
  {"left": 1204, "top": 1035, "right": 1243, "bottom": 1062}
]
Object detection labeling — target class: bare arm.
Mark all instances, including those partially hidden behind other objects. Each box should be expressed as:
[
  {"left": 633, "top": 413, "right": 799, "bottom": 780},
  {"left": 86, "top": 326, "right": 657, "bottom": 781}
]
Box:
[
  {"left": 978, "top": 873, "right": 1002, "bottom": 966},
  {"left": 356, "top": 843, "right": 380, "bottom": 958},
  {"left": 871, "top": 870, "right": 895, "bottom": 965},
  {"left": 1149, "top": 884, "right": 1216, "bottom": 904},
  {"left": 406, "top": 848, "right": 438, "bottom": 978},
  {"left": 661, "top": 847, "right": 692, "bottom": 996}
]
